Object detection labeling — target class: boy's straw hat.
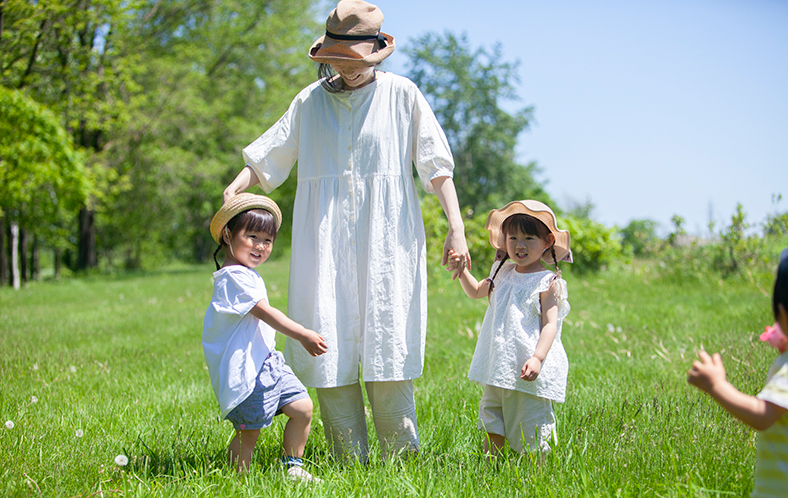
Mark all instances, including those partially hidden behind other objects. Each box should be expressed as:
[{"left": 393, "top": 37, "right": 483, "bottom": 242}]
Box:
[
  {"left": 485, "top": 200, "right": 573, "bottom": 264},
  {"left": 309, "top": 0, "right": 395, "bottom": 65},
  {"left": 210, "top": 193, "right": 282, "bottom": 244}
]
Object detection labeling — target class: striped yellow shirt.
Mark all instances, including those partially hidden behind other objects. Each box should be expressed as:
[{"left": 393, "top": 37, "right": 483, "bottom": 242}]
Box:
[{"left": 753, "top": 352, "right": 788, "bottom": 498}]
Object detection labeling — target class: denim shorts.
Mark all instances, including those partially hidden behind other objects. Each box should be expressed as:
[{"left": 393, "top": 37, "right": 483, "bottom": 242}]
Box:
[{"left": 225, "top": 351, "right": 309, "bottom": 431}]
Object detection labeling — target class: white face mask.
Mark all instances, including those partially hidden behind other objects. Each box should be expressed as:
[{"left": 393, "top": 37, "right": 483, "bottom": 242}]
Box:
[{"left": 225, "top": 227, "right": 236, "bottom": 259}]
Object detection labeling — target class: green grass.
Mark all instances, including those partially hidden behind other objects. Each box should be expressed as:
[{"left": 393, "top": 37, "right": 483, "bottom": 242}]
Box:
[{"left": 0, "top": 259, "right": 777, "bottom": 496}]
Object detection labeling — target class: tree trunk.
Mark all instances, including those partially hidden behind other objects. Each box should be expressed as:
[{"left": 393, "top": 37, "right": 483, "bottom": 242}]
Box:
[
  {"left": 54, "top": 248, "right": 61, "bottom": 280},
  {"left": 30, "top": 234, "right": 39, "bottom": 280},
  {"left": 10, "top": 222, "right": 19, "bottom": 290},
  {"left": 77, "top": 206, "right": 96, "bottom": 269},
  {"left": 0, "top": 216, "right": 7, "bottom": 286},
  {"left": 19, "top": 226, "right": 27, "bottom": 283}
]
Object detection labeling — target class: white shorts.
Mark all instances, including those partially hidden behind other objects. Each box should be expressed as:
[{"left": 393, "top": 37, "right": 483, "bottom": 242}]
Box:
[{"left": 478, "top": 384, "right": 556, "bottom": 454}]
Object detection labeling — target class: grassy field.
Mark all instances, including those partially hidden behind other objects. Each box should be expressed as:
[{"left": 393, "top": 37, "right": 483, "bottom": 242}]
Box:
[{"left": 0, "top": 256, "right": 778, "bottom": 497}]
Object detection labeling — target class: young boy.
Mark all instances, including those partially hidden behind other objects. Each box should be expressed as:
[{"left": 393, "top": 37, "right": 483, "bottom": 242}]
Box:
[{"left": 203, "top": 193, "right": 327, "bottom": 481}]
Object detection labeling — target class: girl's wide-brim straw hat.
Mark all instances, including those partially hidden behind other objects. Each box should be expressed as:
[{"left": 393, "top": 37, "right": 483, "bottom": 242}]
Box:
[
  {"left": 210, "top": 193, "right": 282, "bottom": 244},
  {"left": 309, "top": 0, "right": 395, "bottom": 65},
  {"left": 485, "top": 200, "right": 573, "bottom": 264}
]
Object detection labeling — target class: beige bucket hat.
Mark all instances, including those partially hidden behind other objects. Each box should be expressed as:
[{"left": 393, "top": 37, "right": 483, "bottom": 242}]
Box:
[
  {"left": 485, "top": 200, "right": 573, "bottom": 264},
  {"left": 210, "top": 193, "right": 282, "bottom": 244},
  {"left": 309, "top": 0, "right": 395, "bottom": 65}
]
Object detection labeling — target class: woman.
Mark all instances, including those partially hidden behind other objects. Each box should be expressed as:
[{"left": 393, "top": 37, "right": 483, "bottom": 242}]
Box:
[{"left": 222, "top": 0, "right": 469, "bottom": 461}]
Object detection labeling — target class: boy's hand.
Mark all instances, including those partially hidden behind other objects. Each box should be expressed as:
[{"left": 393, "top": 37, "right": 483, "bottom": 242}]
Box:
[
  {"left": 687, "top": 351, "right": 727, "bottom": 394},
  {"left": 300, "top": 330, "right": 328, "bottom": 357},
  {"left": 521, "top": 357, "right": 542, "bottom": 381}
]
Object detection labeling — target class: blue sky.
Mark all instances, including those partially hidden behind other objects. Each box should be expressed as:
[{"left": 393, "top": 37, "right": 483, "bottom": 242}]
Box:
[{"left": 329, "top": 0, "right": 788, "bottom": 235}]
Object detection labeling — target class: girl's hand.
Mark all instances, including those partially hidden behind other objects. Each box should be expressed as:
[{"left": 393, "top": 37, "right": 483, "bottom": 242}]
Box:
[
  {"left": 687, "top": 351, "right": 727, "bottom": 394},
  {"left": 443, "top": 229, "right": 471, "bottom": 280},
  {"left": 445, "top": 249, "right": 462, "bottom": 272},
  {"left": 521, "top": 357, "right": 542, "bottom": 381},
  {"left": 300, "top": 330, "right": 328, "bottom": 357}
]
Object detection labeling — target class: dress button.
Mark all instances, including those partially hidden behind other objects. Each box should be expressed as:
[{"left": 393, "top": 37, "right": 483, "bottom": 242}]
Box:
[{"left": 347, "top": 146, "right": 352, "bottom": 151}]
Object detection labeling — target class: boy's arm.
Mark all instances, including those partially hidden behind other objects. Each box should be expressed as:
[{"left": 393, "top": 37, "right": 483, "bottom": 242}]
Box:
[
  {"left": 688, "top": 351, "right": 787, "bottom": 430},
  {"left": 223, "top": 166, "right": 260, "bottom": 203},
  {"left": 250, "top": 300, "right": 328, "bottom": 357},
  {"left": 522, "top": 285, "right": 559, "bottom": 380}
]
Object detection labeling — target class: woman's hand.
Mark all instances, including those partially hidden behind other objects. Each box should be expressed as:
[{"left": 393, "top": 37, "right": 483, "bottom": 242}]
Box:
[
  {"left": 443, "top": 228, "right": 471, "bottom": 280},
  {"left": 521, "top": 357, "right": 542, "bottom": 381},
  {"left": 300, "top": 330, "right": 328, "bottom": 357}
]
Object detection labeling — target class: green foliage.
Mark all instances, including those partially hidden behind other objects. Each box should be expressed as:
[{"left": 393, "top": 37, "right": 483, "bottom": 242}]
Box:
[
  {"left": 559, "top": 214, "right": 630, "bottom": 273},
  {"left": 620, "top": 219, "right": 660, "bottom": 257},
  {"left": 0, "top": 87, "right": 91, "bottom": 249},
  {"left": 0, "top": 259, "right": 774, "bottom": 496},
  {"left": 405, "top": 32, "right": 552, "bottom": 214},
  {"left": 657, "top": 204, "right": 788, "bottom": 289}
]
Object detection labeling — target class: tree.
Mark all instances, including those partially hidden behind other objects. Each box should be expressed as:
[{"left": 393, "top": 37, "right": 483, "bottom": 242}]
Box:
[
  {"left": 1, "top": 0, "right": 137, "bottom": 270},
  {"left": 0, "top": 86, "right": 91, "bottom": 286},
  {"left": 405, "top": 32, "right": 551, "bottom": 214},
  {"left": 620, "top": 219, "right": 660, "bottom": 257}
]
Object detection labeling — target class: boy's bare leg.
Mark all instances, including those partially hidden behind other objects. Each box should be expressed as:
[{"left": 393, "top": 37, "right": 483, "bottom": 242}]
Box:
[
  {"left": 228, "top": 429, "right": 261, "bottom": 472},
  {"left": 281, "top": 397, "right": 313, "bottom": 458}
]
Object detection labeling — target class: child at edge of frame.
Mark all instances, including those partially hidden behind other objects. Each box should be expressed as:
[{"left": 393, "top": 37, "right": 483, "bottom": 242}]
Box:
[
  {"left": 202, "top": 193, "right": 328, "bottom": 481},
  {"left": 688, "top": 247, "right": 788, "bottom": 497},
  {"left": 447, "top": 199, "right": 573, "bottom": 459}
]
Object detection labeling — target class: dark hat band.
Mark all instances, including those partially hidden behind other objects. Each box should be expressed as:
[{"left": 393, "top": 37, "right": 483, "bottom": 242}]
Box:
[{"left": 325, "top": 30, "right": 387, "bottom": 49}]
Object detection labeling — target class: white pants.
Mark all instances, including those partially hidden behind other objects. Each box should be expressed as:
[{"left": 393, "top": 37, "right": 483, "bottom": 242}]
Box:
[
  {"left": 316, "top": 380, "right": 420, "bottom": 461},
  {"left": 478, "top": 384, "right": 556, "bottom": 454}
]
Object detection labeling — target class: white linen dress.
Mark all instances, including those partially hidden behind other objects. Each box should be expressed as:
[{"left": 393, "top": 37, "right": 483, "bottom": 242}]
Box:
[{"left": 243, "top": 72, "right": 454, "bottom": 389}]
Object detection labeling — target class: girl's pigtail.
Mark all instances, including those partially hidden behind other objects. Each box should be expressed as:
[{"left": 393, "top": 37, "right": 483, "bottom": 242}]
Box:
[
  {"left": 213, "top": 244, "right": 224, "bottom": 271},
  {"left": 550, "top": 245, "right": 561, "bottom": 281},
  {"left": 488, "top": 253, "right": 510, "bottom": 297}
]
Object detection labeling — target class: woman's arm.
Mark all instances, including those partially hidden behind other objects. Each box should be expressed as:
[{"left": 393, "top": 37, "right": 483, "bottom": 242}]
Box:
[
  {"left": 250, "top": 300, "right": 328, "bottom": 357},
  {"left": 223, "top": 166, "right": 261, "bottom": 203},
  {"left": 688, "top": 351, "right": 787, "bottom": 430},
  {"left": 431, "top": 176, "right": 470, "bottom": 279},
  {"left": 522, "top": 285, "right": 559, "bottom": 381}
]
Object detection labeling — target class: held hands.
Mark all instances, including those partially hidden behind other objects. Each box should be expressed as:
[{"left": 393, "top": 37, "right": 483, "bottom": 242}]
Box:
[
  {"left": 300, "top": 330, "right": 328, "bottom": 357},
  {"left": 443, "top": 230, "right": 470, "bottom": 280},
  {"left": 687, "top": 350, "right": 727, "bottom": 394},
  {"left": 521, "top": 356, "right": 542, "bottom": 381}
]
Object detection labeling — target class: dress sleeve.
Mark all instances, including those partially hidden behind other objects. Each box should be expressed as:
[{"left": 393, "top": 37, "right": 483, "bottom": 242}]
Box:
[
  {"left": 757, "top": 355, "right": 788, "bottom": 411},
  {"left": 529, "top": 273, "right": 570, "bottom": 321},
  {"left": 410, "top": 85, "right": 454, "bottom": 194},
  {"left": 242, "top": 92, "right": 302, "bottom": 193}
]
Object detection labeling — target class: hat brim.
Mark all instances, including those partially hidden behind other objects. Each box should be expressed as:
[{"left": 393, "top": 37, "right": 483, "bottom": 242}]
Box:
[
  {"left": 308, "top": 32, "right": 395, "bottom": 65},
  {"left": 210, "top": 193, "right": 283, "bottom": 244},
  {"left": 485, "top": 200, "right": 573, "bottom": 265}
]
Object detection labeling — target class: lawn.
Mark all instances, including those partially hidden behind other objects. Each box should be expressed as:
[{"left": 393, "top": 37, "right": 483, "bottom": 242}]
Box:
[{"left": 0, "top": 256, "right": 777, "bottom": 497}]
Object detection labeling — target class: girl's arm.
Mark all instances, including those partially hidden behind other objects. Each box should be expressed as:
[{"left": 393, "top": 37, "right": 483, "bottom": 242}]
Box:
[
  {"left": 250, "top": 300, "right": 328, "bottom": 357},
  {"left": 447, "top": 250, "right": 490, "bottom": 299},
  {"left": 223, "top": 166, "right": 260, "bottom": 203},
  {"left": 688, "top": 351, "right": 787, "bottom": 430},
  {"left": 522, "top": 284, "right": 560, "bottom": 381},
  {"left": 431, "top": 176, "right": 470, "bottom": 280}
]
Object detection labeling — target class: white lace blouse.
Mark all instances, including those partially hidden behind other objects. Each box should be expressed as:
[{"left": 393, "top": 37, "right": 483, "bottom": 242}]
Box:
[{"left": 467, "top": 261, "right": 570, "bottom": 402}]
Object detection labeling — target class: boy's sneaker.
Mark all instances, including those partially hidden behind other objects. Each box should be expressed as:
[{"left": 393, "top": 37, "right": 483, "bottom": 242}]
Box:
[{"left": 286, "top": 465, "right": 322, "bottom": 483}]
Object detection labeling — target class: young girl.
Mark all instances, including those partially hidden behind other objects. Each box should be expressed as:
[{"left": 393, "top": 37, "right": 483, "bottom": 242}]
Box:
[
  {"left": 450, "top": 200, "right": 573, "bottom": 456},
  {"left": 202, "top": 193, "right": 328, "bottom": 480},
  {"left": 221, "top": 0, "right": 470, "bottom": 461},
  {"left": 688, "top": 248, "right": 788, "bottom": 497}
]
